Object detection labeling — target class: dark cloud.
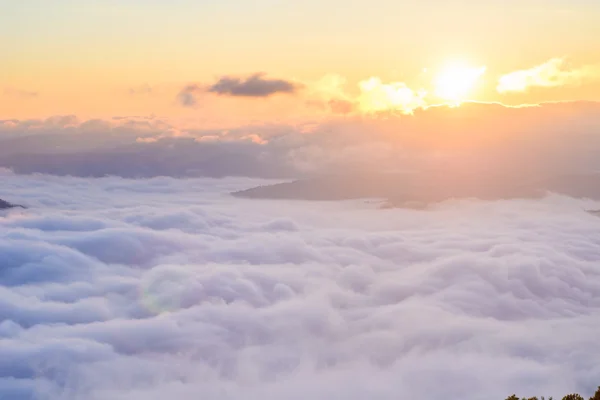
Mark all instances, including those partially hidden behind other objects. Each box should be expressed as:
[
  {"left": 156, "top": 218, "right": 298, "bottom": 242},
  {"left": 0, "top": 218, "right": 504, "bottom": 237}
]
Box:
[
  {"left": 0, "top": 198, "right": 24, "bottom": 210},
  {"left": 1, "top": 173, "right": 600, "bottom": 399},
  {"left": 176, "top": 72, "right": 299, "bottom": 106},
  {"left": 208, "top": 73, "right": 301, "bottom": 97}
]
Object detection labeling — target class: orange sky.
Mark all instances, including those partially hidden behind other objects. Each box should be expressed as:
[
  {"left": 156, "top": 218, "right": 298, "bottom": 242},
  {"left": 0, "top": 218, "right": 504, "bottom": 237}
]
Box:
[{"left": 2, "top": 1, "right": 600, "bottom": 125}]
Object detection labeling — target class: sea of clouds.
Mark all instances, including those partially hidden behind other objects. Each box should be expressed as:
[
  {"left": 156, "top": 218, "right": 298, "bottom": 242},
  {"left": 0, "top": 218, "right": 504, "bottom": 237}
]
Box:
[{"left": 2, "top": 170, "right": 600, "bottom": 400}]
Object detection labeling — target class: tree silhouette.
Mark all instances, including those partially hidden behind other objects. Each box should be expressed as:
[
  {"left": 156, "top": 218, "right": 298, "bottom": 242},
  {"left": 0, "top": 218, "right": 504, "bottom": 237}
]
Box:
[
  {"left": 562, "top": 395, "right": 584, "bottom": 400},
  {"left": 504, "top": 386, "right": 599, "bottom": 400}
]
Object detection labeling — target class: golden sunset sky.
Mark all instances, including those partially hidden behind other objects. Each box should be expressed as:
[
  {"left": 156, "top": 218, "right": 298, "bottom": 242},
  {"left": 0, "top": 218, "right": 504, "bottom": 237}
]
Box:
[{"left": 2, "top": 0, "right": 600, "bottom": 125}]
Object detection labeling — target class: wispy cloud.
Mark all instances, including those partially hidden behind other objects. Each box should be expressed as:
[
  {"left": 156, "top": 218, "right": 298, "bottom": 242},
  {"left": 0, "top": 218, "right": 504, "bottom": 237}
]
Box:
[
  {"left": 177, "top": 84, "right": 203, "bottom": 107},
  {"left": 4, "top": 88, "right": 39, "bottom": 98},
  {"left": 497, "top": 58, "right": 599, "bottom": 93},
  {"left": 129, "top": 84, "right": 153, "bottom": 95}
]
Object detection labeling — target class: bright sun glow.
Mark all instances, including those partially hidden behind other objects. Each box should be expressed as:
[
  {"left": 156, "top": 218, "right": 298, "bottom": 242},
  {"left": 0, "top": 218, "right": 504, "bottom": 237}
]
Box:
[{"left": 434, "top": 62, "right": 487, "bottom": 103}]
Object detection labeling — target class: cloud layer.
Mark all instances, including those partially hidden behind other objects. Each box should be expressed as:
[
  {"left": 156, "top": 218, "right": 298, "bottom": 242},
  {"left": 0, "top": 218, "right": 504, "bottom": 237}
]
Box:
[
  {"left": 1, "top": 172, "right": 600, "bottom": 399},
  {"left": 2, "top": 101, "right": 600, "bottom": 181}
]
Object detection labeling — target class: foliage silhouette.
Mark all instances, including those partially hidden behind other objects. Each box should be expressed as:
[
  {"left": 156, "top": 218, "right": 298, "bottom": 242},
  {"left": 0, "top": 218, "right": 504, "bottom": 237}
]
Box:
[
  {"left": 562, "top": 395, "right": 584, "bottom": 400},
  {"left": 504, "top": 389, "right": 600, "bottom": 400}
]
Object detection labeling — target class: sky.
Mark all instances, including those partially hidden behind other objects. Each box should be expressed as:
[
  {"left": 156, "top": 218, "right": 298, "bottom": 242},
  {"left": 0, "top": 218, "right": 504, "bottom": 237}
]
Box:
[
  {"left": 2, "top": 0, "right": 600, "bottom": 123},
  {"left": 3, "top": 3, "right": 600, "bottom": 399}
]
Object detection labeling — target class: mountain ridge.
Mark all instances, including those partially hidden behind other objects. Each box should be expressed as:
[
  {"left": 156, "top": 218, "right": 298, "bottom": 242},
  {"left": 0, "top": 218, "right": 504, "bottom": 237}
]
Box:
[{"left": 232, "top": 172, "right": 600, "bottom": 206}]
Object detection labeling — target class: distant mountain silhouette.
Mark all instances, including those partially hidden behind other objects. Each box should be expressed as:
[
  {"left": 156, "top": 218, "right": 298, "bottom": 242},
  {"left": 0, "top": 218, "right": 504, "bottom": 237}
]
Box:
[{"left": 232, "top": 172, "right": 600, "bottom": 206}]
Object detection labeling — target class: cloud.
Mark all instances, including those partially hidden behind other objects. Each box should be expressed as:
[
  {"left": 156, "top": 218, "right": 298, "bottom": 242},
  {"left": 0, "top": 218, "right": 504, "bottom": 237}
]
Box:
[
  {"left": 497, "top": 58, "right": 599, "bottom": 93},
  {"left": 208, "top": 73, "right": 301, "bottom": 97},
  {"left": 4, "top": 88, "right": 39, "bottom": 98},
  {"left": 307, "top": 74, "right": 427, "bottom": 115},
  {"left": 1, "top": 173, "right": 600, "bottom": 399},
  {"left": 174, "top": 68, "right": 484, "bottom": 116},
  {"left": 305, "top": 74, "right": 358, "bottom": 115},
  {"left": 3, "top": 101, "right": 600, "bottom": 181},
  {"left": 128, "top": 84, "right": 153, "bottom": 95},
  {"left": 328, "top": 98, "right": 356, "bottom": 114},
  {"left": 177, "top": 84, "right": 203, "bottom": 107},
  {"left": 357, "top": 77, "right": 427, "bottom": 114}
]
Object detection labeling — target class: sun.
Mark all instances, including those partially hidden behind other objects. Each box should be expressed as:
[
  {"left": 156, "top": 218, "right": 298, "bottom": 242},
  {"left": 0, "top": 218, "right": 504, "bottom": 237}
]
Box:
[{"left": 434, "top": 62, "right": 486, "bottom": 104}]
